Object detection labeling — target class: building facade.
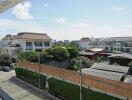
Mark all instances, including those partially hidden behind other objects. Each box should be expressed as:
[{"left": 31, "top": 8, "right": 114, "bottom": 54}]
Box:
[
  {"left": 79, "top": 37, "right": 132, "bottom": 54},
  {"left": 1, "top": 32, "right": 52, "bottom": 58}
]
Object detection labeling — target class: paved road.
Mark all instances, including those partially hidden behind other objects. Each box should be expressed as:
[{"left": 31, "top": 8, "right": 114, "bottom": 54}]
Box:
[{"left": 0, "top": 70, "right": 54, "bottom": 100}]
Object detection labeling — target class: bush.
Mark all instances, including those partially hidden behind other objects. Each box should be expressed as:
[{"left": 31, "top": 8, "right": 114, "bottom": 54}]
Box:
[
  {"left": 80, "top": 56, "right": 94, "bottom": 68},
  {"left": 18, "top": 51, "right": 38, "bottom": 63},
  {"left": 52, "top": 47, "right": 70, "bottom": 62},
  {"left": 71, "top": 57, "right": 80, "bottom": 70},
  {"left": 15, "top": 68, "right": 46, "bottom": 89},
  {"left": 48, "top": 78, "right": 121, "bottom": 100},
  {"left": 71, "top": 56, "right": 94, "bottom": 70},
  {"left": 0, "top": 54, "right": 10, "bottom": 66},
  {"left": 40, "top": 48, "right": 53, "bottom": 64},
  {"left": 66, "top": 47, "right": 79, "bottom": 58}
]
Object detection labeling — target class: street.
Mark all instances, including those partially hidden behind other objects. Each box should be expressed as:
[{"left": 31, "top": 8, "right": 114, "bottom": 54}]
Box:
[{"left": 0, "top": 70, "right": 54, "bottom": 100}]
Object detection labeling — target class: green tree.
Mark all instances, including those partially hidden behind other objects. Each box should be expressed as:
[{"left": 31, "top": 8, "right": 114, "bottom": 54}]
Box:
[
  {"left": 40, "top": 49, "right": 53, "bottom": 64},
  {"left": 66, "top": 47, "right": 79, "bottom": 59},
  {"left": 26, "top": 51, "right": 38, "bottom": 62},
  {"left": 0, "top": 54, "right": 10, "bottom": 66},
  {"left": 80, "top": 56, "right": 94, "bottom": 68},
  {"left": 71, "top": 56, "right": 94, "bottom": 70},
  {"left": 18, "top": 52, "right": 27, "bottom": 60},
  {"left": 52, "top": 47, "right": 70, "bottom": 62}
]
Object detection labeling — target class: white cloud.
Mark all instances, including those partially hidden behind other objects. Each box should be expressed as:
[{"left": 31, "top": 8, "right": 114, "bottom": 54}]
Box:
[
  {"left": 54, "top": 17, "right": 66, "bottom": 24},
  {"left": 73, "top": 23, "right": 89, "bottom": 28},
  {"left": 110, "top": 7, "right": 126, "bottom": 12},
  {"left": 0, "top": 19, "right": 132, "bottom": 40},
  {"left": 12, "top": 1, "right": 33, "bottom": 20},
  {"left": 43, "top": 3, "right": 49, "bottom": 7}
]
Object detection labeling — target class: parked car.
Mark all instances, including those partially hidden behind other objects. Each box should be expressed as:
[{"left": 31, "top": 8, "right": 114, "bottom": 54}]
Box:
[{"left": 3, "top": 67, "right": 11, "bottom": 72}]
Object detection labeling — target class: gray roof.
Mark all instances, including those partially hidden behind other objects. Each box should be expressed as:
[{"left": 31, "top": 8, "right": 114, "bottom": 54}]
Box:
[
  {"left": 79, "top": 51, "right": 96, "bottom": 56},
  {"left": 91, "top": 63, "right": 130, "bottom": 74},
  {"left": 124, "top": 75, "right": 132, "bottom": 84},
  {"left": 102, "top": 37, "right": 132, "bottom": 42},
  {"left": 82, "top": 68, "right": 125, "bottom": 81},
  {"left": 0, "top": 41, "right": 8, "bottom": 47},
  {"left": 109, "top": 53, "right": 132, "bottom": 59}
]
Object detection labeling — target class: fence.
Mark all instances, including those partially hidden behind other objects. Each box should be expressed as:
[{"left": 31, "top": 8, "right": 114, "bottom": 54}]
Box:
[{"left": 18, "top": 61, "right": 132, "bottom": 99}]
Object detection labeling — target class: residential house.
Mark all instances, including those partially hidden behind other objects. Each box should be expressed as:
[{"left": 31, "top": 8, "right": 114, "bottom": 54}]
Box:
[
  {"left": 108, "top": 53, "right": 132, "bottom": 66},
  {"left": 78, "top": 37, "right": 132, "bottom": 54},
  {"left": 1, "top": 32, "right": 52, "bottom": 58},
  {"left": 79, "top": 48, "right": 110, "bottom": 61}
]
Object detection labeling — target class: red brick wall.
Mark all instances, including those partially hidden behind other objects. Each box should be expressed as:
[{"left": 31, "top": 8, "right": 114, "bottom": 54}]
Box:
[{"left": 18, "top": 61, "right": 132, "bottom": 99}]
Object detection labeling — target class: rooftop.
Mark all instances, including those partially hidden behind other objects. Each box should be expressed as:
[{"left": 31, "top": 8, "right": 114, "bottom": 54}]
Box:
[
  {"left": 91, "top": 63, "right": 130, "bottom": 74},
  {"left": 2, "top": 32, "right": 52, "bottom": 40},
  {"left": 79, "top": 37, "right": 91, "bottom": 42},
  {"left": 82, "top": 68, "right": 125, "bottom": 81},
  {"left": 109, "top": 53, "right": 132, "bottom": 60},
  {"left": 102, "top": 36, "right": 132, "bottom": 42}
]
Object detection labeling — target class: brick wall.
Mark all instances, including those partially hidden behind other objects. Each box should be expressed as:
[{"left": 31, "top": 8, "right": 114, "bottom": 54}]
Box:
[{"left": 18, "top": 61, "right": 132, "bottom": 99}]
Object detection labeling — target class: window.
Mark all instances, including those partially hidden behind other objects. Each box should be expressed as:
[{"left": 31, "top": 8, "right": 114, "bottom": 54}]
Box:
[
  {"left": 26, "top": 42, "right": 32, "bottom": 46},
  {"left": 44, "top": 41, "right": 50, "bottom": 46},
  {"left": 34, "top": 42, "right": 43, "bottom": 46}
]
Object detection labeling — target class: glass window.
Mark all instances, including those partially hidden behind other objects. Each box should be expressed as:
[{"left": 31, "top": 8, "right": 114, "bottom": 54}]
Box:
[
  {"left": 34, "top": 42, "right": 43, "bottom": 46},
  {"left": 44, "top": 41, "right": 50, "bottom": 46},
  {"left": 26, "top": 42, "right": 32, "bottom": 46}
]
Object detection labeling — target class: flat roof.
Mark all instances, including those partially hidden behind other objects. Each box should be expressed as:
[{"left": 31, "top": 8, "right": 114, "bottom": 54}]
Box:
[
  {"left": 91, "top": 63, "right": 130, "bottom": 74},
  {"left": 82, "top": 68, "right": 125, "bottom": 81},
  {"left": 79, "top": 51, "right": 96, "bottom": 56},
  {"left": 109, "top": 53, "right": 132, "bottom": 60}
]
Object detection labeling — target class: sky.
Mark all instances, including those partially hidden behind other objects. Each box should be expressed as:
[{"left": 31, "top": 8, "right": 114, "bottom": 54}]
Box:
[{"left": 0, "top": 0, "right": 132, "bottom": 40}]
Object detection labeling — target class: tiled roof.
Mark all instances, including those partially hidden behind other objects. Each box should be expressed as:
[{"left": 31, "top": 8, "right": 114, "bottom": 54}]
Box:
[
  {"left": 79, "top": 37, "right": 91, "bottom": 42},
  {"left": 2, "top": 32, "right": 52, "bottom": 40}
]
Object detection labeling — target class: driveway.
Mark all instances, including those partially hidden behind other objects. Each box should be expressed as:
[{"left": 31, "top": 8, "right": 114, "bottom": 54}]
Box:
[{"left": 0, "top": 70, "right": 54, "bottom": 100}]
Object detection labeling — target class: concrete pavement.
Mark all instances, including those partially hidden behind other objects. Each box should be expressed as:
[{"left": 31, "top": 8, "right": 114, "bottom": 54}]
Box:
[{"left": 0, "top": 70, "right": 54, "bottom": 100}]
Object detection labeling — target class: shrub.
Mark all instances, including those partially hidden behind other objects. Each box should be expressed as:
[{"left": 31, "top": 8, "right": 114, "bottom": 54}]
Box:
[
  {"left": 48, "top": 78, "right": 121, "bottom": 100},
  {"left": 52, "top": 47, "right": 70, "bottom": 62},
  {"left": 18, "top": 52, "right": 27, "bottom": 60},
  {"left": 18, "top": 51, "right": 38, "bottom": 62},
  {"left": 15, "top": 68, "right": 46, "bottom": 89},
  {"left": 0, "top": 54, "right": 10, "bottom": 66},
  {"left": 71, "top": 57, "right": 80, "bottom": 70},
  {"left": 26, "top": 51, "right": 38, "bottom": 62},
  {"left": 40, "top": 48, "right": 53, "bottom": 64},
  {"left": 80, "top": 56, "right": 94, "bottom": 68},
  {"left": 66, "top": 47, "right": 79, "bottom": 58},
  {"left": 71, "top": 56, "right": 94, "bottom": 70}
]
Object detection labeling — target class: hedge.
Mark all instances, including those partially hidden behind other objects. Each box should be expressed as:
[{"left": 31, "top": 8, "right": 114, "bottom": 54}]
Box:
[
  {"left": 15, "top": 68, "right": 46, "bottom": 89},
  {"left": 48, "top": 78, "right": 121, "bottom": 100}
]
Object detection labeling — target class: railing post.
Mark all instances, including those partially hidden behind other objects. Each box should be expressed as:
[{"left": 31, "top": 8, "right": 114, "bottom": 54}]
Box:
[
  {"left": 37, "top": 52, "right": 41, "bottom": 89},
  {"left": 80, "top": 57, "right": 83, "bottom": 100}
]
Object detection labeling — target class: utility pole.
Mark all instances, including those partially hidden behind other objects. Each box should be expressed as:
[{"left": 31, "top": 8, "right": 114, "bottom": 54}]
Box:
[
  {"left": 80, "top": 57, "right": 83, "bottom": 100},
  {"left": 37, "top": 52, "right": 41, "bottom": 89}
]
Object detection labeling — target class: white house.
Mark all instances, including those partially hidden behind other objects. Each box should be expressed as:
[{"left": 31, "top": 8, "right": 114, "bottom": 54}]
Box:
[
  {"left": 79, "top": 37, "right": 132, "bottom": 54},
  {"left": 1, "top": 32, "right": 52, "bottom": 58},
  {"left": 78, "top": 37, "right": 105, "bottom": 50}
]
